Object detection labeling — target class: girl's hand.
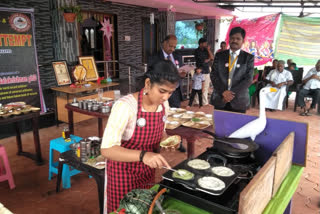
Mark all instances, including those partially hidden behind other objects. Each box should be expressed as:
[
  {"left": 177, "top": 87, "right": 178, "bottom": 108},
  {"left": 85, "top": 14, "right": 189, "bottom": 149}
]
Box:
[{"left": 143, "top": 152, "right": 170, "bottom": 169}]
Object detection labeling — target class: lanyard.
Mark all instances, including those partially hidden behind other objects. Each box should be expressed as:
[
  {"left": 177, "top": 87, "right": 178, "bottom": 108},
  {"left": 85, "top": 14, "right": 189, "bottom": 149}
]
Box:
[{"left": 228, "top": 54, "right": 238, "bottom": 73}]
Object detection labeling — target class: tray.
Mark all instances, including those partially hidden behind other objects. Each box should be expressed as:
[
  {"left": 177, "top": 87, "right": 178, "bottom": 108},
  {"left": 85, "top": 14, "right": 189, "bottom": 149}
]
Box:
[{"left": 162, "top": 156, "right": 239, "bottom": 196}]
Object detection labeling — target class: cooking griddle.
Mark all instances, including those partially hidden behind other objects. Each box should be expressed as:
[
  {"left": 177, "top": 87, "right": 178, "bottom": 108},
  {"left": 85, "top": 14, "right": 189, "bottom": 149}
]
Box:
[{"left": 162, "top": 157, "right": 239, "bottom": 196}]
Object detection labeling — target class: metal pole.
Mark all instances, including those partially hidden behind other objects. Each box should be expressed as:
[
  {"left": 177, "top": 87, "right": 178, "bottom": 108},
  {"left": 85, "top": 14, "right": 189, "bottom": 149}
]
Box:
[
  {"left": 144, "top": 64, "right": 147, "bottom": 73},
  {"left": 128, "top": 66, "right": 131, "bottom": 94}
]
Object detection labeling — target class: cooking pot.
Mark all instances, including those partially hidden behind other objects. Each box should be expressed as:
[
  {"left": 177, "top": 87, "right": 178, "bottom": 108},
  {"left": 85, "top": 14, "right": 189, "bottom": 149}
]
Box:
[{"left": 202, "top": 130, "right": 259, "bottom": 158}]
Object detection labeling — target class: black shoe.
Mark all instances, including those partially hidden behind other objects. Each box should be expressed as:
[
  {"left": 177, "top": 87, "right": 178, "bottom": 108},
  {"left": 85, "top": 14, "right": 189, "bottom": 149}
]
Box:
[{"left": 178, "top": 142, "right": 186, "bottom": 153}]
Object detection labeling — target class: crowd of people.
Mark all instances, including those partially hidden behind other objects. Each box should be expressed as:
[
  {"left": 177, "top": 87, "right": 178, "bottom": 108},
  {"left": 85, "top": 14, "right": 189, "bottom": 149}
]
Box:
[{"left": 100, "top": 26, "right": 320, "bottom": 213}]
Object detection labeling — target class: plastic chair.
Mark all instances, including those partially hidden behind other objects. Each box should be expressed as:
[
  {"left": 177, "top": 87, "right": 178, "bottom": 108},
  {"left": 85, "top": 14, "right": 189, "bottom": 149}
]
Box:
[
  {"left": 0, "top": 145, "right": 15, "bottom": 189},
  {"left": 48, "top": 135, "right": 82, "bottom": 189}
]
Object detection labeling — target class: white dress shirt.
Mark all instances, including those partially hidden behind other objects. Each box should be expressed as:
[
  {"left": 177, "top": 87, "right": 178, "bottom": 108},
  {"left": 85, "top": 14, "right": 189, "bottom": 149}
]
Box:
[{"left": 303, "top": 67, "right": 320, "bottom": 90}]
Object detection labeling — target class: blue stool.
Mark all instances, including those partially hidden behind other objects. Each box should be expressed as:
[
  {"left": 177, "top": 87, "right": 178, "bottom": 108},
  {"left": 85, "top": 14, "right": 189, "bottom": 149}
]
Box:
[{"left": 48, "top": 135, "right": 82, "bottom": 189}]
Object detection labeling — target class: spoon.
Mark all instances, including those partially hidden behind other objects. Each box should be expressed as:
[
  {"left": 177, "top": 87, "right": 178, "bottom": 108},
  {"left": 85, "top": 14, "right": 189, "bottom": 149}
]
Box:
[{"left": 162, "top": 166, "right": 186, "bottom": 176}]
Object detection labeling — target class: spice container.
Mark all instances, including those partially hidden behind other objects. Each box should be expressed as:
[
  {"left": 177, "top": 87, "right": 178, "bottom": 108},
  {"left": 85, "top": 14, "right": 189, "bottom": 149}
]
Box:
[{"left": 80, "top": 140, "right": 87, "bottom": 162}]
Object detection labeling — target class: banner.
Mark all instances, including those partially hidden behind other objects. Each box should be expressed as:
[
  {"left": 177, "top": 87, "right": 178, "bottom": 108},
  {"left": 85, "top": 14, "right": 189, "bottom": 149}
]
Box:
[
  {"left": 225, "top": 14, "right": 280, "bottom": 66},
  {"left": 0, "top": 8, "right": 44, "bottom": 110},
  {"left": 275, "top": 14, "right": 320, "bottom": 66}
]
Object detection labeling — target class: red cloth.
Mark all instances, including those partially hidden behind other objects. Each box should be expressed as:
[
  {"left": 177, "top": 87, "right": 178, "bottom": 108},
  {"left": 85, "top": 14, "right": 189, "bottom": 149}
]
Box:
[{"left": 105, "top": 90, "right": 165, "bottom": 213}]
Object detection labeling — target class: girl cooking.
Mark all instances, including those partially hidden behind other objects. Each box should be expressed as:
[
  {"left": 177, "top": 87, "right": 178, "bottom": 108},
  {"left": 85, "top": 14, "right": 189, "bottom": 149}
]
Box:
[{"left": 101, "top": 60, "right": 180, "bottom": 213}]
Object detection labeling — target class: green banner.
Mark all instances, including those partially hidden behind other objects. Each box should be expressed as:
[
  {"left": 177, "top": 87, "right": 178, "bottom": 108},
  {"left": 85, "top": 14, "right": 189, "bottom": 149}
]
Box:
[{"left": 275, "top": 14, "right": 320, "bottom": 65}]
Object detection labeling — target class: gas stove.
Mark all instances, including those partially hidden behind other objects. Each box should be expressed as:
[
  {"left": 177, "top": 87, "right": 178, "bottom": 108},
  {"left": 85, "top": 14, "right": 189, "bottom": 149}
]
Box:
[{"left": 160, "top": 147, "right": 262, "bottom": 214}]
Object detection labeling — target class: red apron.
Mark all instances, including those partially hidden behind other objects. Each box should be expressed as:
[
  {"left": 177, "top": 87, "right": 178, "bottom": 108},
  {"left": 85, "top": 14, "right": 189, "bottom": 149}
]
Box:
[{"left": 104, "top": 90, "right": 165, "bottom": 213}]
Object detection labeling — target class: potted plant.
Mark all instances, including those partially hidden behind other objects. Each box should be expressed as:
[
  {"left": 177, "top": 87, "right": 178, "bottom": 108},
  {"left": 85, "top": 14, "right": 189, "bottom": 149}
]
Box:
[
  {"left": 59, "top": 5, "right": 82, "bottom": 23},
  {"left": 194, "top": 21, "right": 204, "bottom": 31}
]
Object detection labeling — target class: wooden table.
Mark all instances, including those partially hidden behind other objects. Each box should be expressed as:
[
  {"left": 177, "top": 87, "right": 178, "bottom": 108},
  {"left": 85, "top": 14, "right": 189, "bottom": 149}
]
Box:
[
  {"left": 56, "top": 150, "right": 105, "bottom": 214},
  {"left": 51, "top": 82, "right": 119, "bottom": 123},
  {"left": 0, "top": 112, "right": 43, "bottom": 165},
  {"left": 166, "top": 126, "right": 213, "bottom": 158},
  {"left": 65, "top": 104, "right": 110, "bottom": 138}
]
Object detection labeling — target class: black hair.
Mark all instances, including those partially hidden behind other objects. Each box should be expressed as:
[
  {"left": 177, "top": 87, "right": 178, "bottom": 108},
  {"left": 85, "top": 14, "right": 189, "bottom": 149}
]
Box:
[
  {"left": 162, "top": 35, "right": 177, "bottom": 43},
  {"left": 145, "top": 60, "right": 180, "bottom": 85},
  {"left": 290, "top": 63, "right": 296, "bottom": 67},
  {"left": 229, "top": 27, "right": 246, "bottom": 39},
  {"left": 273, "top": 59, "right": 278, "bottom": 62},
  {"left": 198, "top": 38, "right": 207, "bottom": 45},
  {"left": 220, "top": 41, "right": 226, "bottom": 45},
  {"left": 195, "top": 67, "right": 202, "bottom": 71}
]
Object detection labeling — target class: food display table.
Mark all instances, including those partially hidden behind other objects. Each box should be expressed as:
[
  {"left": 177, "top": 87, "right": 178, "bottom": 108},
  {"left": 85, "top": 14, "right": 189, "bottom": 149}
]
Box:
[
  {"left": 56, "top": 150, "right": 105, "bottom": 214},
  {"left": 166, "top": 125, "right": 213, "bottom": 158},
  {"left": 51, "top": 82, "right": 118, "bottom": 123},
  {"left": 65, "top": 104, "right": 110, "bottom": 138},
  {"left": 0, "top": 111, "right": 43, "bottom": 165}
]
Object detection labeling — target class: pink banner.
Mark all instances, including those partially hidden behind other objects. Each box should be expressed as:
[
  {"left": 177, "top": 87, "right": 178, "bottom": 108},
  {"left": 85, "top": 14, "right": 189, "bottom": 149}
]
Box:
[{"left": 225, "top": 14, "right": 280, "bottom": 66}]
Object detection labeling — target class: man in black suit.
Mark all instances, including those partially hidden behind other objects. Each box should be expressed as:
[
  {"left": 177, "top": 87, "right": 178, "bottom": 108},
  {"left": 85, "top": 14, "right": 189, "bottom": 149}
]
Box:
[
  {"left": 148, "top": 35, "right": 185, "bottom": 108},
  {"left": 210, "top": 27, "right": 254, "bottom": 113}
]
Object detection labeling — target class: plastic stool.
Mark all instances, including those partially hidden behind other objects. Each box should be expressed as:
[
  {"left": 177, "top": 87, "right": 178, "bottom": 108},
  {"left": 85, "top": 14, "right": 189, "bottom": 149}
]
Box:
[
  {"left": 48, "top": 135, "right": 82, "bottom": 189},
  {"left": 0, "top": 145, "right": 15, "bottom": 189}
]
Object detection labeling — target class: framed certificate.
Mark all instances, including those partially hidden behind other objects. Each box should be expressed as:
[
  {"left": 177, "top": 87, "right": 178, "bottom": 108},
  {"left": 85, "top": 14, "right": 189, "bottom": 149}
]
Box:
[
  {"left": 52, "top": 61, "right": 72, "bottom": 86},
  {"left": 78, "top": 56, "right": 99, "bottom": 81}
]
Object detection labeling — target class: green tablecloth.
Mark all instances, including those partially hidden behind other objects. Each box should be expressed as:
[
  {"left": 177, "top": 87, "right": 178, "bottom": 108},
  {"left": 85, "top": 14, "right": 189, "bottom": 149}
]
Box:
[{"left": 111, "top": 165, "right": 303, "bottom": 214}]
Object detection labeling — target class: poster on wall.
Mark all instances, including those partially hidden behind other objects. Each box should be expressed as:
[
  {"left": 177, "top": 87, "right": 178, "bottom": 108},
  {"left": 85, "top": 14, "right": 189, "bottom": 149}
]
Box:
[
  {"left": 0, "top": 7, "right": 44, "bottom": 111},
  {"left": 225, "top": 14, "right": 280, "bottom": 66}
]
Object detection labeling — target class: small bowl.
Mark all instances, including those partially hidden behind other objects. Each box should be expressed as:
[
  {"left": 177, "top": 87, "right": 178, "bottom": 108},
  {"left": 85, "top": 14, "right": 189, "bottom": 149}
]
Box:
[
  {"left": 205, "top": 114, "right": 212, "bottom": 119},
  {"left": 169, "top": 121, "right": 179, "bottom": 125},
  {"left": 169, "top": 107, "right": 177, "bottom": 112},
  {"left": 172, "top": 114, "right": 182, "bottom": 118}
]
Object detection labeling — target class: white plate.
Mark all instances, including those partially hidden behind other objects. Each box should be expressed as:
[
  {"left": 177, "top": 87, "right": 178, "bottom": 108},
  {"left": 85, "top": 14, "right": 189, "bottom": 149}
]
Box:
[{"left": 205, "top": 114, "right": 212, "bottom": 118}]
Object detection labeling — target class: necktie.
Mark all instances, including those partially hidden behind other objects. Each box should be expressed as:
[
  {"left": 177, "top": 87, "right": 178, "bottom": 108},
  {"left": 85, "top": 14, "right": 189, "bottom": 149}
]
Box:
[
  {"left": 167, "top": 55, "right": 171, "bottom": 61},
  {"left": 228, "top": 52, "right": 236, "bottom": 90}
]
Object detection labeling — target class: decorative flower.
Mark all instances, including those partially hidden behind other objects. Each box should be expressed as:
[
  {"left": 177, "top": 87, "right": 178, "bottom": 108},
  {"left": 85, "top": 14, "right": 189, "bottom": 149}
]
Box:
[
  {"left": 225, "top": 63, "right": 229, "bottom": 67},
  {"left": 97, "top": 77, "right": 104, "bottom": 85},
  {"left": 175, "top": 60, "right": 179, "bottom": 65},
  {"left": 236, "top": 64, "right": 240, "bottom": 68}
]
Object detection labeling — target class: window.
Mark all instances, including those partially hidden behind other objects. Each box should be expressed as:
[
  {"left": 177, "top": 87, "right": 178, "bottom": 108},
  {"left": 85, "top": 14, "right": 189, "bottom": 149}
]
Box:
[{"left": 175, "top": 19, "right": 204, "bottom": 49}]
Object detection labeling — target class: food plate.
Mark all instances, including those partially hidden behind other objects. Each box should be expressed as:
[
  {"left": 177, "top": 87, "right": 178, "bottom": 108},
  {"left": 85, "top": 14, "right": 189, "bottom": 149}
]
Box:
[
  {"left": 211, "top": 166, "right": 235, "bottom": 177},
  {"left": 195, "top": 111, "right": 205, "bottom": 117},
  {"left": 187, "top": 159, "right": 210, "bottom": 170},
  {"left": 176, "top": 108, "right": 186, "bottom": 113},
  {"left": 160, "top": 135, "right": 181, "bottom": 149},
  {"left": 165, "top": 121, "right": 180, "bottom": 130},
  {"left": 182, "top": 120, "right": 210, "bottom": 130}
]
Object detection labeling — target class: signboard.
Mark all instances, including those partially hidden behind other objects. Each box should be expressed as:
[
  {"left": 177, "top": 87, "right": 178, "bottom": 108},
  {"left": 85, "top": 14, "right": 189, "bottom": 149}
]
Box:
[
  {"left": 225, "top": 14, "right": 280, "bottom": 66},
  {"left": 0, "top": 7, "right": 44, "bottom": 111}
]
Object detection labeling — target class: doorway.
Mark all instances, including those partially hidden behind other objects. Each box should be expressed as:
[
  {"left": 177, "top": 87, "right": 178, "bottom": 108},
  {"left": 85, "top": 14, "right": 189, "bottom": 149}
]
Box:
[{"left": 78, "top": 12, "right": 119, "bottom": 78}]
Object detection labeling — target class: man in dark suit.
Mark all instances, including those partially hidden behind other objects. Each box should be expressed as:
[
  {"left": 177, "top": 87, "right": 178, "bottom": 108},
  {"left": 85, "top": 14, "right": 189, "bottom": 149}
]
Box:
[
  {"left": 210, "top": 27, "right": 254, "bottom": 113},
  {"left": 148, "top": 35, "right": 185, "bottom": 108}
]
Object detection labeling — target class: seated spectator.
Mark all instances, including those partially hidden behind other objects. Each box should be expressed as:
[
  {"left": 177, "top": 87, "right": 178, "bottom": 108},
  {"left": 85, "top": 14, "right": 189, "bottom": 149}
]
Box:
[
  {"left": 249, "top": 68, "right": 260, "bottom": 105},
  {"left": 285, "top": 59, "right": 293, "bottom": 70},
  {"left": 262, "top": 59, "right": 278, "bottom": 80},
  {"left": 262, "top": 60, "right": 293, "bottom": 111},
  {"left": 216, "top": 41, "right": 227, "bottom": 53},
  {"left": 297, "top": 60, "right": 320, "bottom": 116}
]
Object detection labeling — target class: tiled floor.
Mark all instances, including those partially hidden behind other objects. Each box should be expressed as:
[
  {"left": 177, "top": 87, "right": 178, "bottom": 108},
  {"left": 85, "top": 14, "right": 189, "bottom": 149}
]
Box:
[{"left": 0, "top": 95, "right": 319, "bottom": 214}]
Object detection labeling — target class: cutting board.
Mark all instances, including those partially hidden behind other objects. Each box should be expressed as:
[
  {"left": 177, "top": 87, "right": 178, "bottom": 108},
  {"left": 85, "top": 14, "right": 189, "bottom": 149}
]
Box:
[
  {"left": 238, "top": 156, "right": 276, "bottom": 214},
  {"left": 272, "top": 132, "right": 295, "bottom": 197}
]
